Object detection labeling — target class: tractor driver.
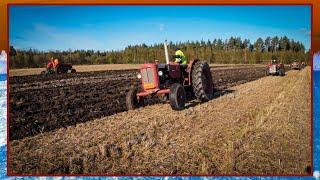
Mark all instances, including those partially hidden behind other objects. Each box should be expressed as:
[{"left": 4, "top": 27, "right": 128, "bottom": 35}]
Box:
[{"left": 174, "top": 48, "right": 187, "bottom": 65}]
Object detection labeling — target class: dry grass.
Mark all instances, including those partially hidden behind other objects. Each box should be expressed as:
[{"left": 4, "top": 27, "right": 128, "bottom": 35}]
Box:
[
  {"left": 9, "top": 67, "right": 311, "bottom": 175},
  {"left": 9, "top": 63, "right": 265, "bottom": 77}
]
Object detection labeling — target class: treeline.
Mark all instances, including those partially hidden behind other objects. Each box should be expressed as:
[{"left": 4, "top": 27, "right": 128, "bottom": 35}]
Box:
[{"left": 9, "top": 36, "right": 310, "bottom": 69}]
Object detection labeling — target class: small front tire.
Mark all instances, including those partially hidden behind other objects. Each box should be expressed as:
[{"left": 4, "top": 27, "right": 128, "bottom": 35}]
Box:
[
  {"left": 170, "top": 83, "right": 186, "bottom": 110},
  {"left": 126, "top": 88, "right": 143, "bottom": 110}
]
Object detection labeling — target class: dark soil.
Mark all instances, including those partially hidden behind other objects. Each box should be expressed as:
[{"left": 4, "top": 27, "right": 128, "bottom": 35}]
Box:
[{"left": 9, "top": 66, "right": 267, "bottom": 140}]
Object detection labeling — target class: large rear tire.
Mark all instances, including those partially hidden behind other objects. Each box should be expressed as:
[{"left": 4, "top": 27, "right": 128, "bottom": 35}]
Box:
[
  {"left": 56, "top": 65, "right": 62, "bottom": 74},
  {"left": 192, "top": 61, "right": 214, "bottom": 102},
  {"left": 56, "top": 64, "right": 68, "bottom": 73},
  {"left": 170, "top": 83, "right": 186, "bottom": 110},
  {"left": 126, "top": 88, "right": 142, "bottom": 110}
]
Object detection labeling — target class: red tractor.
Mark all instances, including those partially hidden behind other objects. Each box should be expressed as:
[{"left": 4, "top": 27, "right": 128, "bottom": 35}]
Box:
[
  {"left": 266, "top": 59, "right": 285, "bottom": 76},
  {"left": 126, "top": 41, "right": 214, "bottom": 110},
  {"left": 41, "top": 60, "right": 76, "bottom": 75}
]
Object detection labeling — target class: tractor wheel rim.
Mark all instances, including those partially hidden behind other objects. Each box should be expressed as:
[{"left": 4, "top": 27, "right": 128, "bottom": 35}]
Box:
[{"left": 177, "top": 88, "right": 184, "bottom": 105}]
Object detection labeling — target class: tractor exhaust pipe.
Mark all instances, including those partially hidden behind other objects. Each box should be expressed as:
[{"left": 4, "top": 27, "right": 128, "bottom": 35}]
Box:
[{"left": 164, "top": 40, "right": 170, "bottom": 65}]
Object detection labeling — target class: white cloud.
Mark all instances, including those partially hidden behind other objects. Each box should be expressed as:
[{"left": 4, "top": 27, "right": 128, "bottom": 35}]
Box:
[{"left": 160, "top": 23, "right": 165, "bottom": 31}]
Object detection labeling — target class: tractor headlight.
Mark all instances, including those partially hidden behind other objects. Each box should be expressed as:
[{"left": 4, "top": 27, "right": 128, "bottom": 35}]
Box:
[
  {"left": 137, "top": 73, "right": 142, "bottom": 79},
  {"left": 158, "top": 71, "right": 163, "bottom": 76}
]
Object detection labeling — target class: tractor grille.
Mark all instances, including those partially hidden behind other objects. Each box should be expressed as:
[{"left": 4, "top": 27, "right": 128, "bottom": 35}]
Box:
[{"left": 141, "top": 68, "right": 156, "bottom": 89}]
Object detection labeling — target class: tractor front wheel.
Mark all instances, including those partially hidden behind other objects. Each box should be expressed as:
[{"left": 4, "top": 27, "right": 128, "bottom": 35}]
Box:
[
  {"left": 170, "top": 83, "right": 186, "bottom": 110},
  {"left": 126, "top": 88, "right": 143, "bottom": 110},
  {"left": 71, "top": 69, "right": 76, "bottom": 73},
  {"left": 192, "top": 61, "right": 214, "bottom": 102}
]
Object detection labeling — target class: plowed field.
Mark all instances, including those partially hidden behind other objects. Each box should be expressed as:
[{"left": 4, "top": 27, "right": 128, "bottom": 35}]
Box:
[
  {"left": 9, "top": 65, "right": 266, "bottom": 140},
  {"left": 8, "top": 66, "right": 311, "bottom": 175}
]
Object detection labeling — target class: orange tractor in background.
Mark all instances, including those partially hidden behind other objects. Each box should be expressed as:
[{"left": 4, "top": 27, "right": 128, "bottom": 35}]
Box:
[
  {"left": 126, "top": 41, "right": 214, "bottom": 110},
  {"left": 41, "top": 58, "right": 76, "bottom": 75}
]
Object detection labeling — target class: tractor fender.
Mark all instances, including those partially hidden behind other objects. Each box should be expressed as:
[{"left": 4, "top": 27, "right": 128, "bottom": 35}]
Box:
[
  {"left": 187, "top": 59, "right": 200, "bottom": 85},
  {"left": 188, "top": 59, "right": 200, "bottom": 72}
]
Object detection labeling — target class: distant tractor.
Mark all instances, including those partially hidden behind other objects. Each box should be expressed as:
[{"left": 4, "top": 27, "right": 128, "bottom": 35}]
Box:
[
  {"left": 41, "top": 60, "right": 76, "bottom": 75},
  {"left": 290, "top": 61, "right": 301, "bottom": 70},
  {"left": 126, "top": 41, "right": 214, "bottom": 110},
  {"left": 266, "top": 59, "right": 285, "bottom": 76}
]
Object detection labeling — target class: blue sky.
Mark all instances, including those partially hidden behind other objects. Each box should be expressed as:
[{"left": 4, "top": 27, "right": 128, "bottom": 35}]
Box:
[{"left": 9, "top": 5, "right": 311, "bottom": 51}]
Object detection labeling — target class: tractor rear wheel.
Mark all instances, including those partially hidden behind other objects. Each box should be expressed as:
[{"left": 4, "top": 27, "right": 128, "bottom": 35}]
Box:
[
  {"left": 126, "top": 88, "right": 142, "bottom": 110},
  {"left": 56, "top": 65, "right": 63, "bottom": 73},
  {"left": 57, "top": 65, "right": 69, "bottom": 73},
  {"left": 170, "top": 83, "right": 186, "bottom": 110},
  {"left": 192, "top": 61, "right": 213, "bottom": 102}
]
